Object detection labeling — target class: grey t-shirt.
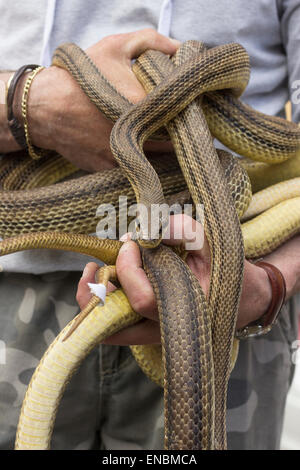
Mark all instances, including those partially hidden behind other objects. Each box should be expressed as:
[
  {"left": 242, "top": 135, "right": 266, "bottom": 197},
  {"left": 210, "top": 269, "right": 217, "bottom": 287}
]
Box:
[{"left": 0, "top": 0, "right": 299, "bottom": 273}]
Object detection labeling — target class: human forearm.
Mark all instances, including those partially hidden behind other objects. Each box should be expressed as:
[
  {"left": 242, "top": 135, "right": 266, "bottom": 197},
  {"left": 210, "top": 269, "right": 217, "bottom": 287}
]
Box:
[
  {"left": 235, "top": 234, "right": 300, "bottom": 330},
  {"left": 1, "top": 30, "right": 177, "bottom": 170}
]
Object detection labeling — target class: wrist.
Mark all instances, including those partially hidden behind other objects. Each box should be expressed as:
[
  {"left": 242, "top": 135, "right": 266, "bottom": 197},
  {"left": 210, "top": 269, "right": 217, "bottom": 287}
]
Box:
[
  {"left": 13, "top": 67, "right": 50, "bottom": 149},
  {"left": 236, "top": 260, "right": 287, "bottom": 338},
  {"left": 13, "top": 65, "right": 74, "bottom": 151},
  {"left": 236, "top": 261, "right": 272, "bottom": 330}
]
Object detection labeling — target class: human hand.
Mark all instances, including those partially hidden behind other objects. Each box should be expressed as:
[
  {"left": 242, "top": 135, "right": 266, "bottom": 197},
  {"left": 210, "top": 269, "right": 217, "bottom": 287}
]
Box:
[
  {"left": 14, "top": 29, "right": 179, "bottom": 171},
  {"left": 76, "top": 215, "right": 273, "bottom": 345}
]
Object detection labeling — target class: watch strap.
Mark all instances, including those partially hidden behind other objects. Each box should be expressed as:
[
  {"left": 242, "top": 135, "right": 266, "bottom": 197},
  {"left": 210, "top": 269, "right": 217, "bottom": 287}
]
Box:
[
  {"left": 6, "top": 64, "right": 40, "bottom": 148},
  {"left": 235, "top": 261, "right": 286, "bottom": 339}
]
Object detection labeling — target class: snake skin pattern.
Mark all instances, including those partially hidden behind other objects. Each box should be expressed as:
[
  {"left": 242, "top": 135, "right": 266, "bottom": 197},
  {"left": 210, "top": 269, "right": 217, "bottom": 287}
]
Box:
[{"left": 0, "top": 41, "right": 298, "bottom": 450}]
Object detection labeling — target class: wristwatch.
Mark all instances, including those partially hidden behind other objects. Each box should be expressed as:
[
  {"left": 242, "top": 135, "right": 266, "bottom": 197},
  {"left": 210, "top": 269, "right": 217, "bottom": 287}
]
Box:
[{"left": 235, "top": 260, "right": 286, "bottom": 339}]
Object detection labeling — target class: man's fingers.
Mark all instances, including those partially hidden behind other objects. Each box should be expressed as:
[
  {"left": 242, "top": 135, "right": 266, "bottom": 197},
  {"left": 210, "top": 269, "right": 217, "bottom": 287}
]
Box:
[
  {"left": 88, "top": 29, "right": 179, "bottom": 63},
  {"left": 76, "top": 262, "right": 99, "bottom": 309},
  {"left": 76, "top": 262, "right": 116, "bottom": 310},
  {"left": 87, "top": 29, "right": 179, "bottom": 105},
  {"left": 123, "top": 28, "right": 180, "bottom": 59},
  {"left": 77, "top": 237, "right": 158, "bottom": 324},
  {"left": 116, "top": 241, "right": 158, "bottom": 320}
]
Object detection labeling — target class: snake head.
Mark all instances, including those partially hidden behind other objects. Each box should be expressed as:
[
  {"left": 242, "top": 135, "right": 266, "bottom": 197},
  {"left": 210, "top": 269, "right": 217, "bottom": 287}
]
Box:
[{"left": 133, "top": 206, "right": 169, "bottom": 249}]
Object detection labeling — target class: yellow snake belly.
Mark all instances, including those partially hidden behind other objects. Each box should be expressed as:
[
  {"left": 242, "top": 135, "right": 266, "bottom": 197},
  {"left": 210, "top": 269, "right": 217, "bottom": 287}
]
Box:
[{"left": 0, "top": 40, "right": 298, "bottom": 450}]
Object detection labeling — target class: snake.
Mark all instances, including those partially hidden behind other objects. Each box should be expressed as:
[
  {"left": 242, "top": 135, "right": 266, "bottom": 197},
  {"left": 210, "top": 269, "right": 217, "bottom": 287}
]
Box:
[{"left": 0, "top": 40, "right": 298, "bottom": 450}]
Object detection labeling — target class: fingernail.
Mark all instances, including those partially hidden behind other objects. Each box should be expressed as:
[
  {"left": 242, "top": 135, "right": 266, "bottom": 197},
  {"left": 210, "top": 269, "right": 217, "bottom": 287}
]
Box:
[{"left": 120, "top": 232, "right": 132, "bottom": 242}]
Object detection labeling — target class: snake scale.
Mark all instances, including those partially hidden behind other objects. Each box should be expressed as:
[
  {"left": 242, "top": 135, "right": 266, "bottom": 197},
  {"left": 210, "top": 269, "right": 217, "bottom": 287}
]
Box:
[{"left": 0, "top": 40, "right": 299, "bottom": 450}]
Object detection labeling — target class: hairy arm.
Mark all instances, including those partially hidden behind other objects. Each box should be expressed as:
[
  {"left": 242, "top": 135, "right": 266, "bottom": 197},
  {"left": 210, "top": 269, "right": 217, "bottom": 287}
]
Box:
[{"left": 0, "top": 29, "right": 178, "bottom": 169}]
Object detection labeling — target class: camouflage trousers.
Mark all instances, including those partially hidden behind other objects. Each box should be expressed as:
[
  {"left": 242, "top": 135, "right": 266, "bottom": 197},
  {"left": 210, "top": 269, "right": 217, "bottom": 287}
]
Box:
[{"left": 0, "top": 270, "right": 298, "bottom": 450}]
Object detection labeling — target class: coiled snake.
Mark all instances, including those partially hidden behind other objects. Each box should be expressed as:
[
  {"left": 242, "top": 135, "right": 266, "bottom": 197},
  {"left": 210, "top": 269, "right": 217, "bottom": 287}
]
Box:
[{"left": 0, "top": 41, "right": 299, "bottom": 450}]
